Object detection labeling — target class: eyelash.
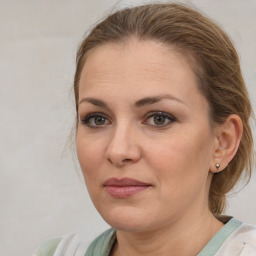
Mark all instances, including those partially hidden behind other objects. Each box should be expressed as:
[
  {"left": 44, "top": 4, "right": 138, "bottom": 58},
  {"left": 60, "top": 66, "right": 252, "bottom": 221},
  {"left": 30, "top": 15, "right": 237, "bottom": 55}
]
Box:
[
  {"left": 80, "top": 111, "right": 176, "bottom": 129},
  {"left": 80, "top": 112, "right": 110, "bottom": 128},
  {"left": 144, "top": 112, "right": 176, "bottom": 127}
]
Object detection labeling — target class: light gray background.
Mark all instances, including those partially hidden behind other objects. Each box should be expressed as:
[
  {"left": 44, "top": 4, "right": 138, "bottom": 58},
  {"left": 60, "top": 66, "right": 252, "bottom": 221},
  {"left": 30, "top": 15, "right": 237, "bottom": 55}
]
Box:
[{"left": 0, "top": 0, "right": 255, "bottom": 255}]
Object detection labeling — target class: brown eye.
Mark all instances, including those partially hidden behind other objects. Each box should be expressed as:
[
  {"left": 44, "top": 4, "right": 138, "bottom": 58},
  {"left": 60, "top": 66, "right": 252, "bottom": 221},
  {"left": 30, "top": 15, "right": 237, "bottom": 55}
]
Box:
[
  {"left": 80, "top": 113, "right": 110, "bottom": 128},
  {"left": 153, "top": 115, "right": 166, "bottom": 125},
  {"left": 144, "top": 112, "right": 176, "bottom": 127},
  {"left": 94, "top": 116, "right": 106, "bottom": 125}
]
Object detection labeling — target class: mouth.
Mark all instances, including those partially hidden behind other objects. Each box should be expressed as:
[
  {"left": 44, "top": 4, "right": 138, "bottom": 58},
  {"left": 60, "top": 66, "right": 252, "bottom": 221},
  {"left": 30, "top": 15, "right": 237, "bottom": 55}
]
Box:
[{"left": 103, "top": 177, "right": 152, "bottom": 199}]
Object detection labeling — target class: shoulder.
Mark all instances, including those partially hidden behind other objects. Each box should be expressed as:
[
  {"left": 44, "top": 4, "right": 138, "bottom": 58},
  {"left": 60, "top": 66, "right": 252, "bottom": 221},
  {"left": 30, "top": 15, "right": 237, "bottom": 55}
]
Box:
[
  {"left": 33, "top": 237, "right": 62, "bottom": 256},
  {"left": 216, "top": 219, "right": 256, "bottom": 256},
  {"left": 33, "top": 233, "right": 86, "bottom": 256},
  {"left": 232, "top": 222, "right": 256, "bottom": 253},
  {"left": 33, "top": 229, "right": 115, "bottom": 256}
]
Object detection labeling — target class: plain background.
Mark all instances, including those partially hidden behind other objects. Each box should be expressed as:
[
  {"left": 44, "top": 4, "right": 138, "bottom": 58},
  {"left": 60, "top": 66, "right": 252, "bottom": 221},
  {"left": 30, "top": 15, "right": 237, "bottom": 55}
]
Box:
[{"left": 0, "top": 0, "right": 255, "bottom": 255}]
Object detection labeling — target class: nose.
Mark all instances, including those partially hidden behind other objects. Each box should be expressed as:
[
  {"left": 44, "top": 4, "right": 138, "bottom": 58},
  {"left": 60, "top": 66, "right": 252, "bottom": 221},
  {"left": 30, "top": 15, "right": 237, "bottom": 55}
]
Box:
[{"left": 105, "top": 123, "right": 142, "bottom": 167}]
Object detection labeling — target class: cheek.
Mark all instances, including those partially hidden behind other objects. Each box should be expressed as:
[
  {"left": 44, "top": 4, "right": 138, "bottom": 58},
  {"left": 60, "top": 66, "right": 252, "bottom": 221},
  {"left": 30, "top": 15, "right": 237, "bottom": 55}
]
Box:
[
  {"left": 144, "top": 127, "right": 214, "bottom": 184},
  {"left": 76, "top": 134, "right": 105, "bottom": 181},
  {"left": 76, "top": 135, "right": 108, "bottom": 208},
  {"left": 143, "top": 130, "right": 214, "bottom": 215}
]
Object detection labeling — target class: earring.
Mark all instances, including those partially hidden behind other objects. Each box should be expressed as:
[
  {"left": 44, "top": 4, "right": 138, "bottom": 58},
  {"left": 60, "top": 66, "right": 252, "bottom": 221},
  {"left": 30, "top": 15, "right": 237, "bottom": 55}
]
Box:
[{"left": 215, "top": 163, "right": 220, "bottom": 173}]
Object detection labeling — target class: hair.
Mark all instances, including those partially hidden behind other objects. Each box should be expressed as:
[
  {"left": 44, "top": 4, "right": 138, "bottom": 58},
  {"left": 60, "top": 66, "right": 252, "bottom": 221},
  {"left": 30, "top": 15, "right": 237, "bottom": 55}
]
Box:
[{"left": 73, "top": 3, "right": 254, "bottom": 215}]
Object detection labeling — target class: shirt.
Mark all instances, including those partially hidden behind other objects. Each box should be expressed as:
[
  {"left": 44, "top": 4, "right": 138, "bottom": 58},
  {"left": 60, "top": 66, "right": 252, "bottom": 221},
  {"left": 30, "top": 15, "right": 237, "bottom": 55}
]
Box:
[{"left": 33, "top": 217, "right": 256, "bottom": 256}]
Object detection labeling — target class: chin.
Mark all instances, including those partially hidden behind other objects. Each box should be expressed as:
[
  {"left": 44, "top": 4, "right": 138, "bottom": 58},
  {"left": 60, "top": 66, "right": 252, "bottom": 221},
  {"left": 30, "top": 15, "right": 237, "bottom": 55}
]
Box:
[{"left": 99, "top": 205, "right": 155, "bottom": 232}]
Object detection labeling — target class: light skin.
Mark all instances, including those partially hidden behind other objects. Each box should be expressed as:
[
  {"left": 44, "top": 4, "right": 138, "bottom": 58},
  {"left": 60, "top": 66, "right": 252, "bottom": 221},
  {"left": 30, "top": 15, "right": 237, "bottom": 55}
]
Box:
[{"left": 76, "top": 38, "right": 243, "bottom": 256}]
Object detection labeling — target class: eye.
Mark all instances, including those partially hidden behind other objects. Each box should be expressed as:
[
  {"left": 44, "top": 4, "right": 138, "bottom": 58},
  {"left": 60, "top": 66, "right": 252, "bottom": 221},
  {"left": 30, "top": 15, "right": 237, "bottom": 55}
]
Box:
[
  {"left": 144, "top": 112, "right": 176, "bottom": 127},
  {"left": 80, "top": 113, "right": 110, "bottom": 128}
]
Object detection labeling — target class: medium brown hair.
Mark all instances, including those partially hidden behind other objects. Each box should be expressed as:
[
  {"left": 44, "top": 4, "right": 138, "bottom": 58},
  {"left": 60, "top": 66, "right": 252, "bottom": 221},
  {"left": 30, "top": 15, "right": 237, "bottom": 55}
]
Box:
[{"left": 73, "top": 3, "right": 254, "bottom": 215}]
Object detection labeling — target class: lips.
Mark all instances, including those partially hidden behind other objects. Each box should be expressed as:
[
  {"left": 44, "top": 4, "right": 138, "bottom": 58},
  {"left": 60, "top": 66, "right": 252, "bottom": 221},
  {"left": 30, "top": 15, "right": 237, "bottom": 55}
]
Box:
[{"left": 103, "top": 178, "right": 151, "bottom": 199}]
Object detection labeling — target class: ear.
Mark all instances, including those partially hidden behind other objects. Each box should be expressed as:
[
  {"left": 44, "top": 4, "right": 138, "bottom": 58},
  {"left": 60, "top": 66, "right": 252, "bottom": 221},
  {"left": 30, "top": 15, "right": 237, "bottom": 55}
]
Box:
[{"left": 209, "top": 114, "right": 243, "bottom": 173}]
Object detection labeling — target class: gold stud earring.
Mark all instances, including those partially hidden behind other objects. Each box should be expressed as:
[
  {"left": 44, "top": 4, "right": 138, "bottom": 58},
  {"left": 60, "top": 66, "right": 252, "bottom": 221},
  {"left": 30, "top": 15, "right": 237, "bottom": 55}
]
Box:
[{"left": 215, "top": 163, "right": 220, "bottom": 173}]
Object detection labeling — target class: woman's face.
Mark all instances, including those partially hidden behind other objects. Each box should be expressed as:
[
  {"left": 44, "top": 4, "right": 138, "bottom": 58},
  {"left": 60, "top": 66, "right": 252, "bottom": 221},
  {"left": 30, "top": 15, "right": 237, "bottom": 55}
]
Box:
[{"left": 76, "top": 39, "right": 218, "bottom": 232}]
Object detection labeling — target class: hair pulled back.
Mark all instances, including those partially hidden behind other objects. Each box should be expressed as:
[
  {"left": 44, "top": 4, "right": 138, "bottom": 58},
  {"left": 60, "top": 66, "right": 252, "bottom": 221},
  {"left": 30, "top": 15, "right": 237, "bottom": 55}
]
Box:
[{"left": 74, "top": 3, "right": 254, "bottom": 215}]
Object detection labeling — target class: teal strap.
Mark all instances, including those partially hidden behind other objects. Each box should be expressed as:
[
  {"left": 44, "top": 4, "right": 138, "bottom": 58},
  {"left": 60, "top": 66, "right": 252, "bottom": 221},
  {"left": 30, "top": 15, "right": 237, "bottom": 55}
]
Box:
[
  {"left": 85, "top": 228, "right": 116, "bottom": 256},
  {"left": 197, "top": 218, "right": 242, "bottom": 256},
  {"left": 35, "top": 237, "right": 62, "bottom": 256},
  {"left": 84, "top": 218, "right": 242, "bottom": 256}
]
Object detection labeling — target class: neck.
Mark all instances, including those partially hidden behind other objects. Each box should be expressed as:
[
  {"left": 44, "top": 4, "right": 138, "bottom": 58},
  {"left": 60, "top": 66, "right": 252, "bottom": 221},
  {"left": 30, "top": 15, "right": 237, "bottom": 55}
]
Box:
[{"left": 111, "top": 209, "right": 223, "bottom": 256}]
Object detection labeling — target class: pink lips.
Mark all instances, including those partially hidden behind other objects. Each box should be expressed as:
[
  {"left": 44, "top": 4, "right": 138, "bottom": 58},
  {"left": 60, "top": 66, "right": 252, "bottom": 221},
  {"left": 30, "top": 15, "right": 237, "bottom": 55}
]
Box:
[{"left": 103, "top": 178, "right": 151, "bottom": 199}]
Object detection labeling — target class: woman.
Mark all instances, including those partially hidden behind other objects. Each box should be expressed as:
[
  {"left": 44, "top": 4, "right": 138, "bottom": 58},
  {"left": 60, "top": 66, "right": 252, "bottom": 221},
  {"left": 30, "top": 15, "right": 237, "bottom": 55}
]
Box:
[{"left": 34, "top": 3, "right": 256, "bottom": 256}]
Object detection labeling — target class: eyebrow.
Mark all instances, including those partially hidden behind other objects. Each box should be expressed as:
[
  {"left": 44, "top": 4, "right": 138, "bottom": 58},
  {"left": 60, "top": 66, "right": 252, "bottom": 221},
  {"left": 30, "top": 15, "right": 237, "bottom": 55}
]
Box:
[{"left": 79, "top": 94, "right": 187, "bottom": 108}]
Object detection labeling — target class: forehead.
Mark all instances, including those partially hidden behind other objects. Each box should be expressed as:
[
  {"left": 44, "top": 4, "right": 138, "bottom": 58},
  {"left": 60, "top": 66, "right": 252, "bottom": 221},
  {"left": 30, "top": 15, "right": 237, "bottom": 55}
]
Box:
[
  {"left": 81, "top": 39, "right": 195, "bottom": 83},
  {"left": 78, "top": 39, "right": 205, "bottom": 110}
]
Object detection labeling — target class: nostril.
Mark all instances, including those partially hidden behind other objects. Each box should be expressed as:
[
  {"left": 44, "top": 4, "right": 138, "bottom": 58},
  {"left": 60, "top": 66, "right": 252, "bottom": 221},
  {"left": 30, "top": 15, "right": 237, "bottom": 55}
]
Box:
[
  {"left": 122, "top": 158, "right": 132, "bottom": 163},
  {"left": 107, "top": 157, "right": 133, "bottom": 167},
  {"left": 105, "top": 137, "right": 142, "bottom": 166}
]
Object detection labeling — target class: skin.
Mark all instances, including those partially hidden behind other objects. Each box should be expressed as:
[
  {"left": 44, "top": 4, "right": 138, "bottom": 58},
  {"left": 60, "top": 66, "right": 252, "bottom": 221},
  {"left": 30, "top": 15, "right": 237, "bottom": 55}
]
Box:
[{"left": 76, "top": 38, "right": 242, "bottom": 256}]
